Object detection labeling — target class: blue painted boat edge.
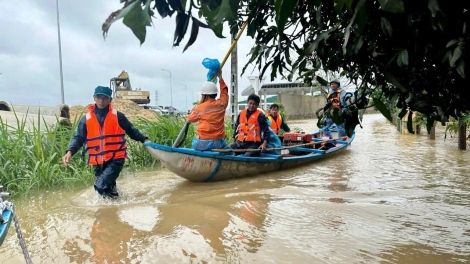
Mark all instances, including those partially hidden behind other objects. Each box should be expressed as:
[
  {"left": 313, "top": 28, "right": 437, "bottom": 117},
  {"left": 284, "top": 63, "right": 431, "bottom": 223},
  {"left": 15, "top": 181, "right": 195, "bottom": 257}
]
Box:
[
  {"left": 0, "top": 204, "right": 13, "bottom": 247},
  {"left": 144, "top": 131, "right": 355, "bottom": 163}
]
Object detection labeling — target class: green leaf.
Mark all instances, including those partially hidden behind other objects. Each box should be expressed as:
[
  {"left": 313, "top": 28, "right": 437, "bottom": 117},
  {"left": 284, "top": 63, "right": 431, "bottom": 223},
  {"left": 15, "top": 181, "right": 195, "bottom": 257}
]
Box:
[
  {"left": 316, "top": 76, "right": 328, "bottom": 86},
  {"left": 213, "top": 0, "right": 237, "bottom": 24},
  {"left": 154, "top": 0, "right": 171, "bottom": 18},
  {"left": 345, "top": 0, "right": 354, "bottom": 10},
  {"left": 342, "top": 0, "right": 366, "bottom": 55},
  {"left": 380, "top": 16, "right": 393, "bottom": 37},
  {"left": 378, "top": 0, "right": 404, "bottom": 14},
  {"left": 102, "top": 1, "right": 141, "bottom": 39},
  {"left": 406, "top": 110, "right": 415, "bottom": 134},
  {"left": 334, "top": 0, "right": 347, "bottom": 14},
  {"left": 461, "top": 114, "right": 470, "bottom": 123},
  {"left": 445, "top": 38, "right": 459, "bottom": 48},
  {"left": 372, "top": 97, "right": 392, "bottom": 122},
  {"left": 427, "top": 0, "right": 441, "bottom": 17},
  {"left": 173, "top": 12, "right": 190, "bottom": 46},
  {"left": 398, "top": 107, "right": 407, "bottom": 119},
  {"left": 142, "top": 0, "right": 152, "bottom": 26},
  {"left": 260, "top": 60, "right": 275, "bottom": 79},
  {"left": 397, "top": 49, "right": 408, "bottom": 68},
  {"left": 456, "top": 60, "right": 465, "bottom": 78},
  {"left": 442, "top": 50, "right": 452, "bottom": 64},
  {"left": 354, "top": 37, "right": 364, "bottom": 54},
  {"left": 122, "top": 1, "right": 150, "bottom": 45},
  {"left": 200, "top": 2, "right": 227, "bottom": 38},
  {"left": 167, "top": 0, "right": 184, "bottom": 12},
  {"left": 275, "top": 0, "right": 299, "bottom": 35},
  {"left": 385, "top": 74, "right": 407, "bottom": 92},
  {"left": 271, "top": 58, "right": 280, "bottom": 81},
  {"left": 241, "top": 45, "right": 263, "bottom": 76},
  {"left": 183, "top": 18, "right": 200, "bottom": 52},
  {"left": 450, "top": 43, "right": 463, "bottom": 67}
]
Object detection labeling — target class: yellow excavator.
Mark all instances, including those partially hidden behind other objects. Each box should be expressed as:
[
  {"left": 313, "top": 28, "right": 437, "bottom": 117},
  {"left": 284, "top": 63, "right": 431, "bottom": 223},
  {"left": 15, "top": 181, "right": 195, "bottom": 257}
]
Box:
[{"left": 110, "top": 71, "right": 150, "bottom": 104}]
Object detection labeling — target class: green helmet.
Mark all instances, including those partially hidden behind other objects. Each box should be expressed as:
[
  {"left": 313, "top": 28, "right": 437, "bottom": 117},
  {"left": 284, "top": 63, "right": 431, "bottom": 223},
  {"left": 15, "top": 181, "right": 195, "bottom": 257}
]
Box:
[{"left": 330, "top": 79, "right": 340, "bottom": 86}]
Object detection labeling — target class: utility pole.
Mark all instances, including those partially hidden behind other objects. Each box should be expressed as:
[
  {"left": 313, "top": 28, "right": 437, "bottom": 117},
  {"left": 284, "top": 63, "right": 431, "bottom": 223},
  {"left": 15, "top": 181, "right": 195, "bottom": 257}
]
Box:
[
  {"left": 161, "top": 69, "right": 173, "bottom": 107},
  {"left": 154, "top": 90, "right": 158, "bottom": 106},
  {"left": 230, "top": 32, "right": 238, "bottom": 124},
  {"left": 56, "top": 0, "right": 65, "bottom": 104}
]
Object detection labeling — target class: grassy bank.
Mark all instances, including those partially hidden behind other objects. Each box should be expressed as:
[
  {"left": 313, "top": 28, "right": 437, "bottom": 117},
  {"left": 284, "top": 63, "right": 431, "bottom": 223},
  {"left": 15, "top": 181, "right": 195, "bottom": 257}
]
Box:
[{"left": 0, "top": 113, "right": 234, "bottom": 195}]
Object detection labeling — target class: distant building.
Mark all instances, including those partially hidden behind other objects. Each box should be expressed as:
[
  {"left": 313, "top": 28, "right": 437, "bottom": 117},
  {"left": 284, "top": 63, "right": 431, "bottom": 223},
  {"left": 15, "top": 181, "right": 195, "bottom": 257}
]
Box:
[
  {"left": 238, "top": 82, "right": 322, "bottom": 113},
  {"left": 237, "top": 95, "right": 279, "bottom": 112}
]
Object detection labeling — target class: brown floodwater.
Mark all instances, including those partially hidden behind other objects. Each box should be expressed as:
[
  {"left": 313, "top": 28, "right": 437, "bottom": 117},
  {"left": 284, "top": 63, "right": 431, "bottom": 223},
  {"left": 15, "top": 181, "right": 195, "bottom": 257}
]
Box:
[{"left": 1, "top": 114, "right": 469, "bottom": 264}]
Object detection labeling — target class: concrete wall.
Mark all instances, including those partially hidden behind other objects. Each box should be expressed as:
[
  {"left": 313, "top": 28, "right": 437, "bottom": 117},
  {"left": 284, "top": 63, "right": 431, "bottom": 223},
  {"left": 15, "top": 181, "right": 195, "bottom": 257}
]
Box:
[
  {"left": 278, "top": 94, "right": 323, "bottom": 120},
  {"left": 279, "top": 94, "right": 380, "bottom": 120},
  {"left": 9, "top": 104, "right": 70, "bottom": 118},
  {"left": 0, "top": 110, "right": 68, "bottom": 132}
]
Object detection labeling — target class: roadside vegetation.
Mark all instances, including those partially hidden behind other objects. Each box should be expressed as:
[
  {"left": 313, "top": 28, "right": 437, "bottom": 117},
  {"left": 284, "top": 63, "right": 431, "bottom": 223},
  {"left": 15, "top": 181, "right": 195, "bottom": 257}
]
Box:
[{"left": 0, "top": 112, "right": 234, "bottom": 195}]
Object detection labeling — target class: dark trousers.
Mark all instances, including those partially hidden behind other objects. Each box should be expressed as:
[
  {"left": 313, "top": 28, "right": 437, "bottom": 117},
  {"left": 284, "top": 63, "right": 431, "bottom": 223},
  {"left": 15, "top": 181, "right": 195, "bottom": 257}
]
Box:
[
  {"left": 92, "top": 158, "right": 125, "bottom": 195},
  {"left": 229, "top": 140, "right": 262, "bottom": 157}
]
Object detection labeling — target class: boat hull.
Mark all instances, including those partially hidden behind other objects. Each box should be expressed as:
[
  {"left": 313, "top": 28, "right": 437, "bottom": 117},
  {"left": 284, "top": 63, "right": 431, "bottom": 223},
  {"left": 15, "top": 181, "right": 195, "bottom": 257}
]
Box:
[
  {"left": 144, "top": 131, "right": 354, "bottom": 182},
  {"left": 0, "top": 204, "right": 13, "bottom": 247}
]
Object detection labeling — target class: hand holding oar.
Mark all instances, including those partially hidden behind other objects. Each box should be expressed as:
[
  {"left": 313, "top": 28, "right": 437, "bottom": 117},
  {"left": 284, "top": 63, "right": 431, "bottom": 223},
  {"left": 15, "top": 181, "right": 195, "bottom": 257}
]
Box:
[{"left": 172, "top": 21, "right": 249, "bottom": 148}]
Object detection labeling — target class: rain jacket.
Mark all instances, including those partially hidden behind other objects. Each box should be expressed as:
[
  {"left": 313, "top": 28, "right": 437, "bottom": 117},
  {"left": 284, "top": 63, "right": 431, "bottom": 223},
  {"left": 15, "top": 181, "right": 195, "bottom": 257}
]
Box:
[{"left": 187, "top": 79, "right": 228, "bottom": 140}]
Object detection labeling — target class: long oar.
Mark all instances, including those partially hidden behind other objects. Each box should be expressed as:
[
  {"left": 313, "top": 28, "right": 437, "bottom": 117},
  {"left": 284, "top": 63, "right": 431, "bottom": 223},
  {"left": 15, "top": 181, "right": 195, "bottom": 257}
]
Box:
[
  {"left": 172, "top": 21, "right": 249, "bottom": 148},
  {"left": 210, "top": 137, "right": 348, "bottom": 153}
]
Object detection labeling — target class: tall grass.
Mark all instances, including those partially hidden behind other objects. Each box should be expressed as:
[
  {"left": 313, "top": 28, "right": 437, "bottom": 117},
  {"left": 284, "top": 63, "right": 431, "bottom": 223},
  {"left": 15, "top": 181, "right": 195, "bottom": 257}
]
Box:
[
  {"left": 1, "top": 112, "right": 236, "bottom": 195},
  {"left": 0, "top": 112, "right": 94, "bottom": 195}
]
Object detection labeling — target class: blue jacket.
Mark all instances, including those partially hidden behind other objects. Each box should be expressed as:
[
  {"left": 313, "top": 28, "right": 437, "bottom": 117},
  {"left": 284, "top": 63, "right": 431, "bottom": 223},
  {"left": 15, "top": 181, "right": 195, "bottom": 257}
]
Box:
[{"left": 66, "top": 105, "right": 148, "bottom": 156}]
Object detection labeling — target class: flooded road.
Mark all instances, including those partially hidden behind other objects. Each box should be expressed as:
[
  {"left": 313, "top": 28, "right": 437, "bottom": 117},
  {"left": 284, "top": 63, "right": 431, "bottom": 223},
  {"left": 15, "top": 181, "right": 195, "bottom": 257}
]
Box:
[{"left": 1, "top": 114, "right": 469, "bottom": 263}]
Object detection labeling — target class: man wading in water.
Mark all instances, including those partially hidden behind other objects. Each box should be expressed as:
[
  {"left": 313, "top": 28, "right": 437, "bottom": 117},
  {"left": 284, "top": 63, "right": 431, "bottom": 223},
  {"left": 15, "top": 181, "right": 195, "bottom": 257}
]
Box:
[{"left": 62, "top": 86, "right": 150, "bottom": 199}]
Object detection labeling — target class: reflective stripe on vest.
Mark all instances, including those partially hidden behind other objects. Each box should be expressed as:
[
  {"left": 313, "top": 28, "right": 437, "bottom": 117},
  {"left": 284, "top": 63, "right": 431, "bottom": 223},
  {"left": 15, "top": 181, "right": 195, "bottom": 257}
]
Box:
[
  {"left": 267, "top": 113, "right": 282, "bottom": 135},
  {"left": 83, "top": 104, "right": 127, "bottom": 165},
  {"left": 237, "top": 109, "right": 262, "bottom": 142},
  {"left": 328, "top": 89, "right": 342, "bottom": 109}
]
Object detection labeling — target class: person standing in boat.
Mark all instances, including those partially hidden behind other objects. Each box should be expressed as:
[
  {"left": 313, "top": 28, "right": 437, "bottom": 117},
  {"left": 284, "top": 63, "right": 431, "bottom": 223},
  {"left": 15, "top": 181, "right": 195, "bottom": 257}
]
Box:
[
  {"left": 62, "top": 86, "right": 150, "bottom": 199},
  {"left": 323, "top": 79, "right": 347, "bottom": 139},
  {"left": 230, "top": 94, "right": 271, "bottom": 157},
  {"left": 187, "top": 70, "right": 231, "bottom": 151},
  {"left": 266, "top": 103, "right": 291, "bottom": 135}
]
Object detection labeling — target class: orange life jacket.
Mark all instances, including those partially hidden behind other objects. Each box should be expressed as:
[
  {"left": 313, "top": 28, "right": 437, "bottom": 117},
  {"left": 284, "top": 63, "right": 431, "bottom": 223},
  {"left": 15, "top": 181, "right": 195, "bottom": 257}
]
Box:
[
  {"left": 84, "top": 104, "right": 127, "bottom": 165},
  {"left": 237, "top": 109, "right": 262, "bottom": 142},
  {"left": 267, "top": 113, "right": 282, "bottom": 135},
  {"left": 328, "top": 89, "right": 342, "bottom": 109}
]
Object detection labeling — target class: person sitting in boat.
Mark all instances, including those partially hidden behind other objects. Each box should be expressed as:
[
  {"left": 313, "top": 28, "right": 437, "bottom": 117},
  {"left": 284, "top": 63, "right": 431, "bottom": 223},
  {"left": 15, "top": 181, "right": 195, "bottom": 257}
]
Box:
[
  {"left": 266, "top": 103, "right": 290, "bottom": 135},
  {"left": 323, "top": 79, "right": 347, "bottom": 139},
  {"left": 62, "top": 86, "right": 150, "bottom": 199},
  {"left": 230, "top": 94, "right": 271, "bottom": 157},
  {"left": 187, "top": 70, "right": 231, "bottom": 151}
]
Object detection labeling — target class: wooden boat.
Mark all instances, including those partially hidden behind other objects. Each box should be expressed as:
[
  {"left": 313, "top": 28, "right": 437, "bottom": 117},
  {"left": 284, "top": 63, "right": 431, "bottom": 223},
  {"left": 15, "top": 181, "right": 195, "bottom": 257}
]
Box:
[
  {"left": 144, "top": 130, "right": 354, "bottom": 182},
  {"left": 0, "top": 187, "right": 13, "bottom": 247}
]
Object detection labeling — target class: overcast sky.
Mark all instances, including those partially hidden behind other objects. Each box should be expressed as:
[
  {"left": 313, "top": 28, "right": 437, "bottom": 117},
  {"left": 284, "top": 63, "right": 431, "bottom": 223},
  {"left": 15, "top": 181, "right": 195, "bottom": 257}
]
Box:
[{"left": 0, "top": 1, "right": 286, "bottom": 111}]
